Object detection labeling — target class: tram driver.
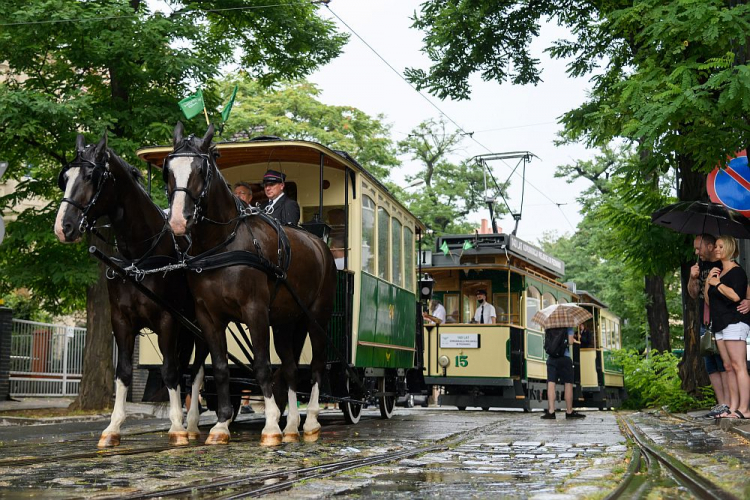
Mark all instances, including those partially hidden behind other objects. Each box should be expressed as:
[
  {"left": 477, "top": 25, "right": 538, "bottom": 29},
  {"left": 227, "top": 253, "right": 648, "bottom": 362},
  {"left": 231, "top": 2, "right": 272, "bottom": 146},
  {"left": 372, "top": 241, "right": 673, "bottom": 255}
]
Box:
[{"left": 472, "top": 289, "right": 496, "bottom": 324}]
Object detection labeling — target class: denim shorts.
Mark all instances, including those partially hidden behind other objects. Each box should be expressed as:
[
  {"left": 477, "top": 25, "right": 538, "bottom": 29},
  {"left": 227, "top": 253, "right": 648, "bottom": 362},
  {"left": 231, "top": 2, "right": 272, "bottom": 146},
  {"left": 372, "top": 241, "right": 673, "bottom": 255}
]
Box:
[{"left": 701, "top": 325, "right": 725, "bottom": 374}]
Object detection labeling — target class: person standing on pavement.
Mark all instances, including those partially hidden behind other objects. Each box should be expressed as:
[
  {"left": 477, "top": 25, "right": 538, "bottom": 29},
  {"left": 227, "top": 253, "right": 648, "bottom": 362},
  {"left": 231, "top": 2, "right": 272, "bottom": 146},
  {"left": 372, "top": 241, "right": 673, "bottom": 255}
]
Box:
[
  {"left": 261, "top": 169, "right": 300, "bottom": 225},
  {"left": 541, "top": 327, "right": 585, "bottom": 420},
  {"left": 472, "top": 290, "right": 496, "bottom": 324},
  {"left": 688, "top": 233, "right": 731, "bottom": 418},
  {"left": 705, "top": 235, "right": 750, "bottom": 419}
]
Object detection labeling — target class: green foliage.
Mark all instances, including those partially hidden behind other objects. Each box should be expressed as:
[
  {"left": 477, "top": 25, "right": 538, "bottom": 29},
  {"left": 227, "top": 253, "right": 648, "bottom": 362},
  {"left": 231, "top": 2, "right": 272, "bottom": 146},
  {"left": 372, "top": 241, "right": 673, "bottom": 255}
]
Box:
[
  {"left": 396, "top": 119, "right": 496, "bottom": 244},
  {"left": 615, "top": 349, "right": 715, "bottom": 411},
  {"left": 0, "top": 0, "right": 347, "bottom": 314},
  {"left": 2, "top": 289, "right": 52, "bottom": 322},
  {"left": 215, "top": 76, "right": 398, "bottom": 181}
]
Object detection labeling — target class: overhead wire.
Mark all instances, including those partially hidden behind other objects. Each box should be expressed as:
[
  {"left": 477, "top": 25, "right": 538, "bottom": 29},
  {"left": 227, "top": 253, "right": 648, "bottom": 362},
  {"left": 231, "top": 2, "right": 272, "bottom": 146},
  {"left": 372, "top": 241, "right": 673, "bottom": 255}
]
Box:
[{"left": 325, "top": 5, "right": 576, "bottom": 231}]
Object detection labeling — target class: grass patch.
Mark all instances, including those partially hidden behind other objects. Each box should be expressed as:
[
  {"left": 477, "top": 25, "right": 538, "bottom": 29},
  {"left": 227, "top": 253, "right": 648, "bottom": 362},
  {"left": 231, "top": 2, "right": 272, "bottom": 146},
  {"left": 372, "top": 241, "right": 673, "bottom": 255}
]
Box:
[{"left": 0, "top": 407, "right": 108, "bottom": 419}]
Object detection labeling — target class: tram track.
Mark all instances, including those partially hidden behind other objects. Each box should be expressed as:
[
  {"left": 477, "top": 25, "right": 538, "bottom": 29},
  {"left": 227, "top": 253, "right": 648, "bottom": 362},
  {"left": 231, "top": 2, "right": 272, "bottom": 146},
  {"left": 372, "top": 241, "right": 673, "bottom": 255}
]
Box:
[{"left": 608, "top": 414, "right": 739, "bottom": 500}]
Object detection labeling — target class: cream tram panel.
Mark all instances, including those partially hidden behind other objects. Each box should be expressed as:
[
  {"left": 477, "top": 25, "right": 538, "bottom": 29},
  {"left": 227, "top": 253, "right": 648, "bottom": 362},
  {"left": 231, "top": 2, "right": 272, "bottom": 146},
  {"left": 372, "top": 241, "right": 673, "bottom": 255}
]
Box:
[
  {"left": 425, "top": 325, "right": 511, "bottom": 378},
  {"left": 138, "top": 327, "right": 313, "bottom": 366},
  {"left": 579, "top": 349, "right": 599, "bottom": 388}
]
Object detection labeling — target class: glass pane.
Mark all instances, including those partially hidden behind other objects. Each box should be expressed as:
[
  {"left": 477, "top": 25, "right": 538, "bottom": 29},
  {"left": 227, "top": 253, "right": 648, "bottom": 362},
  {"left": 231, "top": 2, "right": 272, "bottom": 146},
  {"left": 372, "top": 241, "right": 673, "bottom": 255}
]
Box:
[
  {"left": 444, "top": 294, "right": 459, "bottom": 323},
  {"left": 378, "top": 207, "right": 389, "bottom": 280},
  {"left": 542, "top": 292, "right": 556, "bottom": 309},
  {"left": 361, "top": 196, "right": 375, "bottom": 274},
  {"left": 527, "top": 286, "right": 541, "bottom": 330},
  {"left": 558, "top": 296, "right": 568, "bottom": 304},
  {"left": 404, "top": 227, "right": 414, "bottom": 291},
  {"left": 392, "top": 219, "right": 402, "bottom": 286}
]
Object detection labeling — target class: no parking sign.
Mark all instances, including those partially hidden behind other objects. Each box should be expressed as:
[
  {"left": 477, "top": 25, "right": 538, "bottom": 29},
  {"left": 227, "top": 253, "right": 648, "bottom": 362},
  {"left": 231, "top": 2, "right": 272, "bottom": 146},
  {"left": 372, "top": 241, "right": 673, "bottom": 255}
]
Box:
[{"left": 707, "top": 150, "right": 750, "bottom": 216}]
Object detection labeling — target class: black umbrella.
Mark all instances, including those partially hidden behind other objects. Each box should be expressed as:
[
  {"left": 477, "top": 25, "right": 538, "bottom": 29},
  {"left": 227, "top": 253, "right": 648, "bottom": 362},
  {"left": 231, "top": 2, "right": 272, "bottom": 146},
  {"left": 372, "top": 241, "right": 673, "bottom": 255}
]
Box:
[{"left": 651, "top": 201, "right": 750, "bottom": 239}]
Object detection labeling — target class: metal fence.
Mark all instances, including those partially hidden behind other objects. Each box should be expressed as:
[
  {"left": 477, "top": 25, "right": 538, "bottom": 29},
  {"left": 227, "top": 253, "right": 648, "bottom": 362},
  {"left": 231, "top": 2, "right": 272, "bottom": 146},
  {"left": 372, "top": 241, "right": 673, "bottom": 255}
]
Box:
[{"left": 9, "top": 319, "right": 87, "bottom": 396}]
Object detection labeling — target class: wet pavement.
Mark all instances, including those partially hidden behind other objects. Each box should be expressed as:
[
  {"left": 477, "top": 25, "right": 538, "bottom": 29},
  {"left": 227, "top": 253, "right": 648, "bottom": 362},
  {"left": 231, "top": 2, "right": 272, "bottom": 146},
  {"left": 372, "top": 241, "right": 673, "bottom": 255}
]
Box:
[{"left": 0, "top": 401, "right": 747, "bottom": 499}]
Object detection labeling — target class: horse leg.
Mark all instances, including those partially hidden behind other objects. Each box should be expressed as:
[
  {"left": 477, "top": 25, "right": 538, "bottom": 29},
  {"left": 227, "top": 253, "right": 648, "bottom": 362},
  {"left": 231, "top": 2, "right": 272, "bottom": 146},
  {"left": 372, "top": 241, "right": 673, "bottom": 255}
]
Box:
[
  {"left": 273, "top": 324, "right": 301, "bottom": 443},
  {"left": 202, "top": 315, "right": 234, "bottom": 445},
  {"left": 303, "top": 321, "right": 327, "bottom": 442},
  {"left": 186, "top": 340, "right": 209, "bottom": 440},
  {"left": 246, "top": 309, "right": 283, "bottom": 446},
  {"left": 99, "top": 327, "right": 134, "bottom": 448},
  {"left": 158, "top": 325, "right": 189, "bottom": 446}
]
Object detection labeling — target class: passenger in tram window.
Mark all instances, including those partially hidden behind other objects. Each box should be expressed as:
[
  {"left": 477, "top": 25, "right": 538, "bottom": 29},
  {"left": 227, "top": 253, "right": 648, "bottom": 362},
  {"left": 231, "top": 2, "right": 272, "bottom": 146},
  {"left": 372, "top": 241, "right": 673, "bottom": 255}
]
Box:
[
  {"left": 233, "top": 181, "right": 253, "bottom": 205},
  {"left": 423, "top": 299, "right": 447, "bottom": 325},
  {"left": 261, "top": 169, "right": 300, "bottom": 225},
  {"left": 579, "top": 323, "right": 595, "bottom": 348},
  {"left": 471, "top": 290, "right": 496, "bottom": 324}
]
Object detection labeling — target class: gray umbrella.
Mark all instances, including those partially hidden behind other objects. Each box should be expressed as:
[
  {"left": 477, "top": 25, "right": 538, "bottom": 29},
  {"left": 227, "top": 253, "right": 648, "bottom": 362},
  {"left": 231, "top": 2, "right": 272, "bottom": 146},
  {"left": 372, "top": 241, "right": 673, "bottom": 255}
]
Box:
[{"left": 651, "top": 201, "right": 750, "bottom": 239}]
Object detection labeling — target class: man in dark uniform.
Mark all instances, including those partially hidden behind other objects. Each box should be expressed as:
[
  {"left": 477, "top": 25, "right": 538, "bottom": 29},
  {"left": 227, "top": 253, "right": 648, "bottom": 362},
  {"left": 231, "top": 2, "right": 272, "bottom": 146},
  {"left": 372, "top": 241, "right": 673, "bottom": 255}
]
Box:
[{"left": 261, "top": 169, "right": 300, "bottom": 225}]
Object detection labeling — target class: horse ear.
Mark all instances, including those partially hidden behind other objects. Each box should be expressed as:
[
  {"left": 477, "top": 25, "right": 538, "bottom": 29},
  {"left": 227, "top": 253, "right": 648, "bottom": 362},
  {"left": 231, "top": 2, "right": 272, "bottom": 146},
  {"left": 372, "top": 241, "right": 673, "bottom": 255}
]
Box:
[
  {"left": 200, "top": 124, "right": 215, "bottom": 152},
  {"left": 173, "top": 122, "right": 184, "bottom": 147},
  {"left": 94, "top": 130, "right": 108, "bottom": 161},
  {"left": 75, "top": 134, "right": 86, "bottom": 152}
]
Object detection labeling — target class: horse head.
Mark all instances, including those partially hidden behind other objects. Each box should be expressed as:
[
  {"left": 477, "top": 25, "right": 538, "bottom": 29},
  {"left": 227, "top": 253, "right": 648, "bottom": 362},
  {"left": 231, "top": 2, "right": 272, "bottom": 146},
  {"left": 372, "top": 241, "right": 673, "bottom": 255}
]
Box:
[
  {"left": 54, "top": 132, "right": 112, "bottom": 243},
  {"left": 164, "top": 122, "right": 216, "bottom": 236}
]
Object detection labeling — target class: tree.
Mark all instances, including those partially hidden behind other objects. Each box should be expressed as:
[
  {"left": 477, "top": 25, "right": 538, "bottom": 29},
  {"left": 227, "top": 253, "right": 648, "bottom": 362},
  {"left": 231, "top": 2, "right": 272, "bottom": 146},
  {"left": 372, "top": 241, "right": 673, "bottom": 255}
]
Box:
[
  {"left": 215, "top": 76, "right": 399, "bottom": 182},
  {"left": 0, "top": 0, "right": 347, "bottom": 409},
  {"left": 407, "top": 0, "right": 750, "bottom": 394},
  {"left": 396, "top": 119, "right": 495, "bottom": 242}
]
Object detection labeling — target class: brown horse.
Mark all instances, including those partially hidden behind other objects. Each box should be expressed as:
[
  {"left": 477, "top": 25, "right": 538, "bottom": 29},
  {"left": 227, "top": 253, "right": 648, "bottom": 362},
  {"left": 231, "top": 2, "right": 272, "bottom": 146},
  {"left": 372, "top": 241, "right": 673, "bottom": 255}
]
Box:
[
  {"left": 54, "top": 132, "right": 204, "bottom": 447},
  {"left": 163, "top": 122, "right": 336, "bottom": 445}
]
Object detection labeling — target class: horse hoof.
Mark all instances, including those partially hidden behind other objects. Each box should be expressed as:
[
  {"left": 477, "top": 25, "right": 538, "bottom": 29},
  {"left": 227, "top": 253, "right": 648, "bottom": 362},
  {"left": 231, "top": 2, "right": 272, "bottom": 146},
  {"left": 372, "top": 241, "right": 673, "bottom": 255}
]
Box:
[
  {"left": 97, "top": 433, "right": 120, "bottom": 448},
  {"left": 260, "top": 433, "right": 283, "bottom": 447},
  {"left": 303, "top": 429, "right": 320, "bottom": 443},
  {"left": 169, "top": 431, "right": 189, "bottom": 446},
  {"left": 205, "top": 432, "right": 230, "bottom": 445},
  {"left": 282, "top": 432, "right": 300, "bottom": 443},
  {"left": 187, "top": 432, "right": 201, "bottom": 441}
]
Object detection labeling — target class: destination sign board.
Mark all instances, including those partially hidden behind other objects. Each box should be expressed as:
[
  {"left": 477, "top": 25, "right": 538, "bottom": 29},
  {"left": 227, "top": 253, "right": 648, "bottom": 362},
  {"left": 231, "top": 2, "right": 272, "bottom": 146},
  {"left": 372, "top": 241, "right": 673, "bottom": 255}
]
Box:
[{"left": 440, "top": 333, "right": 480, "bottom": 349}]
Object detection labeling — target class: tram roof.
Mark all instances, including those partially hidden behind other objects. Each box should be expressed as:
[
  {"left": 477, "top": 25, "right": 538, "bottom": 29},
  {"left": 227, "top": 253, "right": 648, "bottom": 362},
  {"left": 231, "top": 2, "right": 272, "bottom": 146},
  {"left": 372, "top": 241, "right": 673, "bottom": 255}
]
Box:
[
  {"left": 136, "top": 136, "right": 424, "bottom": 229},
  {"left": 576, "top": 290, "right": 608, "bottom": 308},
  {"left": 425, "top": 233, "right": 565, "bottom": 278}
]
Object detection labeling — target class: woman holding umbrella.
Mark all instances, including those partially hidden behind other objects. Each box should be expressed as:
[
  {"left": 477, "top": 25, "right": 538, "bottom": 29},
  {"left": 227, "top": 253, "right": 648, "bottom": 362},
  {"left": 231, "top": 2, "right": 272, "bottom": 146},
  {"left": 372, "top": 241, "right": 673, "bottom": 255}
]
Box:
[{"left": 705, "top": 235, "right": 750, "bottom": 419}]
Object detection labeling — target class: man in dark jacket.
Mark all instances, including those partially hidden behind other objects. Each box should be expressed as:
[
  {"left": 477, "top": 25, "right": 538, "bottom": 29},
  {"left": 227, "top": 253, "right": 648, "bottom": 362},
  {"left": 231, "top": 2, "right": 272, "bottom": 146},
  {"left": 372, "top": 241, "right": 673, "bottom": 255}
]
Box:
[{"left": 261, "top": 169, "right": 300, "bottom": 225}]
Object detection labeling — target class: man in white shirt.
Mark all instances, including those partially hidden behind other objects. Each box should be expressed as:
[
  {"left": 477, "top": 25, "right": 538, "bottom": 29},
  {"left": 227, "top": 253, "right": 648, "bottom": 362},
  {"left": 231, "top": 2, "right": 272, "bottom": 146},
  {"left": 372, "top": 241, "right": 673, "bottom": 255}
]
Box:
[
  {"left": 473, "top": 289, "right": 496, "bottom": 324},
  {"left": 423, "top": 299, "right": 447, "bottom": 325}
]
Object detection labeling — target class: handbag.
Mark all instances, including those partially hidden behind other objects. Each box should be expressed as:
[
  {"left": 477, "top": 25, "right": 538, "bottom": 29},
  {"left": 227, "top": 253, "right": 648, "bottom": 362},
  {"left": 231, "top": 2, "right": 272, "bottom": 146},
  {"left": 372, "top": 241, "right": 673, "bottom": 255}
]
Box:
[{"left": 699, "top": 324, "right": 718, "bottom": 356}]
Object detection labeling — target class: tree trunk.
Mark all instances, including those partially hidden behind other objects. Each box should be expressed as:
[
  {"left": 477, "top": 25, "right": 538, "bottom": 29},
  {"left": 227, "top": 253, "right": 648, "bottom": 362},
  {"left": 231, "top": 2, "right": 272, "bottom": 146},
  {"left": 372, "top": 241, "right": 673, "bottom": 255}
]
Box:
[
  {"left": 676, "top": 154, "right": 710, "bottom": 395},
  {"left": 644, "top": 275, "right": 670, "bottom": 352},
  {"left": 69, "top": 235, "right": 114, "bottom": 411}
]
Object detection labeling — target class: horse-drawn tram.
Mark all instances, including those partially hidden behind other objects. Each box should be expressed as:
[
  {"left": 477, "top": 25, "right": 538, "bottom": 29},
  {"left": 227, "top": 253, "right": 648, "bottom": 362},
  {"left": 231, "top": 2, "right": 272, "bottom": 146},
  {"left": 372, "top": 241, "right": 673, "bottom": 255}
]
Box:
[
  {"left": 421, "top": 232, "right": 625, "bottom": 411},
  {"left": 135, "top": 128, "right": 426, "bottom": 437}
]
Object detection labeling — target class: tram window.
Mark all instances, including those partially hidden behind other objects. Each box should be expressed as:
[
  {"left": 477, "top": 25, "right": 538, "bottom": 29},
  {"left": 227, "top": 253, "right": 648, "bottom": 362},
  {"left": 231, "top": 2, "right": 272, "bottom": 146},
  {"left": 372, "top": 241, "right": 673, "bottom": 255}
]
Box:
[
  {"left": 558, "top": 296, "right": 568, "bottom": 304},
  {"left": 377, "top": 206, "right": 390, "bottom": 280},
  {"left": 614, "top": 322, "right": 621, "bottom": 349},
  {"left": 362, "top": 196, "right": 376, "bottom": 275},
  {"left": 444, "top": 294, "right": 459, "bottom": 323},
  {"left": 493, "top": 293, "right": 520, "bottom": 324},
  {"left": 392, "top": 218, "right": 402, "bottom": 286},
  {"left": 404, "top": 227, "right": 414, "bottom": 291},
  {"left": 527, "top": 286, "right": 542, "bottom": 331},
  {"left": 542, "top": 292, "right": 556, "bottom": 309}
]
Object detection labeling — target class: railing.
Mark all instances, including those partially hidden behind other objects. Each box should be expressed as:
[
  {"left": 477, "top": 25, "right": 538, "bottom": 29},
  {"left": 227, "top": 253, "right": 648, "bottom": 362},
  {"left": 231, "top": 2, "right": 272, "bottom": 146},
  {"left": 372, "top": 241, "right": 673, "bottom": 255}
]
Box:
[{"left": 9, "top": 319, "right": 87, "bottom": 397}]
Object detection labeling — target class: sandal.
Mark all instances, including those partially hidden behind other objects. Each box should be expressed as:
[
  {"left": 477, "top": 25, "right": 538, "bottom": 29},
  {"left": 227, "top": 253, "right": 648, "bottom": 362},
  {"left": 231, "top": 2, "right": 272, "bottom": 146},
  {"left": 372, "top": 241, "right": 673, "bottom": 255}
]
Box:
[
  {"left": 733, "top": 410, "right": 747, "bottom": 419},
  {"left": 716, "top": 409, "right": 734, "bottom": 418}
]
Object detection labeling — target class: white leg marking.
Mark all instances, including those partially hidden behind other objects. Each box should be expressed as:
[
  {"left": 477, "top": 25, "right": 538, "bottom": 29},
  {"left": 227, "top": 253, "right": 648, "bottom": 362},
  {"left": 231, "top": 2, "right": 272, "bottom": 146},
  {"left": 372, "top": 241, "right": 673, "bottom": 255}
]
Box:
[
  {"left": 54, "top": 167, "right": 81, "bottom": 241},
  {"left": 167, "top": 386, "right": 184, "bottom": 434},
  {"left": 102, "top": 379, "right": 128, "bottom": 435},
  {"left": 303, "top": 383, "right": 321, "bottom": 435},
  {"left": 262, "top": 395, "right": 283, "bottom": 437},
  {"left": 283, "top": 388, "right": 300, "bottom": 436},
  {"left": 186, "top": 366, "right": 204, "bottom": 435},
  {"left": 209, "top": 419, "right": 231, "bottom": 437},
  {"left": 167, "top": 157, "right": 193, "bottom": 235}
]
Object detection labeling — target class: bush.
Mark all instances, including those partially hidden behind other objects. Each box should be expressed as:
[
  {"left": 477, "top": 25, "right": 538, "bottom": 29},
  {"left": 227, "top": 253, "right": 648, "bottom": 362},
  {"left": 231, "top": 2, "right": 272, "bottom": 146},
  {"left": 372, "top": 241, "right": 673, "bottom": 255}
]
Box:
[{"left": 615, "top": 349, "right": 714, "bottom": 412}]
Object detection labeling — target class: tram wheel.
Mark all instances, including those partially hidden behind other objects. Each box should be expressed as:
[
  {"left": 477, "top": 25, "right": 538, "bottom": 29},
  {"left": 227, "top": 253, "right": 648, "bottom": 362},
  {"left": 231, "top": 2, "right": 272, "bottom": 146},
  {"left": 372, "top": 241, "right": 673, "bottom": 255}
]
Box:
[
  {"left": 342, "top": 379, "right": 362, "bottom": 425},
  {"left": 378, "top": 378, "right": 395, "bottom": 419},
  {"left": 457, "top": 406, "right": 466, "bottom": 411},
  {"left": 482, "top": 407, "right": 490, "bottom": 411}
]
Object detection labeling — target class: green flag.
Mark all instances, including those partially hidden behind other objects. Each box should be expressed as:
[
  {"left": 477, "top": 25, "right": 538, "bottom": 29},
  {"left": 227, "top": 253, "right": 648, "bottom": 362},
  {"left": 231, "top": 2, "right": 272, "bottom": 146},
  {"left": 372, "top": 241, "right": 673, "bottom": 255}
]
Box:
[
  {"left": 462, "top": 240, "right": 473, "bottom": 250},
  {"left": 221, "top": 85, "right": 238, "bottom": 123},
  {"left": 178, "top": 89, "right": 205, "bottom": 120},
  {"left": 440, "top": 240, "right": 450, "bottom": 256}
]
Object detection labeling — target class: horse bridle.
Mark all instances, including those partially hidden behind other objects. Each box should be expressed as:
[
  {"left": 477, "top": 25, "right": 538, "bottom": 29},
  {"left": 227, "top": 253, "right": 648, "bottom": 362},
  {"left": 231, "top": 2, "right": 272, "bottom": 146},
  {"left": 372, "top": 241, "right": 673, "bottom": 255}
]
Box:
[
  {"left": 162, "top": 138, "right": 215, "bottom": 222},
  {"left": 58, "top": 148, "right": 112, "bottom": 234}
]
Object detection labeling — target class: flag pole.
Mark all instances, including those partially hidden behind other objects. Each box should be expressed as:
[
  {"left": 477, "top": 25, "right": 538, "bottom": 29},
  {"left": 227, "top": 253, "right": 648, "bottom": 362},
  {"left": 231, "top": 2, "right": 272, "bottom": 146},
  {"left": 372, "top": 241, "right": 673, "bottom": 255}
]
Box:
[{"left": 203, "top": 106, "right": 210, "bottom": 126}]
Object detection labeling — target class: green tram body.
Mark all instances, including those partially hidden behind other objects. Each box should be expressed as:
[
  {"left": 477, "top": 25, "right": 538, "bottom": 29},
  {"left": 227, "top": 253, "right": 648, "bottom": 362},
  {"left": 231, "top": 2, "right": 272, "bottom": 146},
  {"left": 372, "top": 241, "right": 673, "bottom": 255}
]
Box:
[
  {"left": 422, "top": 233, "right": 626, "bottom": 411},
  {"left": 135, "top": 138, "right": 424, "bottom": 421}
]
